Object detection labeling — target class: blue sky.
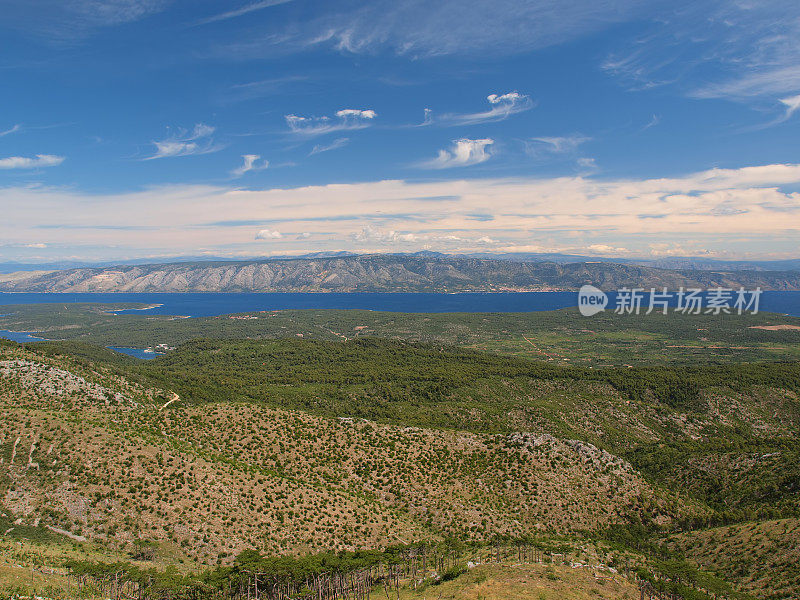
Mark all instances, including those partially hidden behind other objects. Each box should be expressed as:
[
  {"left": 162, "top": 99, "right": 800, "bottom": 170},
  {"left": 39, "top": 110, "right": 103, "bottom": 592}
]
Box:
[{"left": 1, "top": 0, "right": 799, "bottom": 262}]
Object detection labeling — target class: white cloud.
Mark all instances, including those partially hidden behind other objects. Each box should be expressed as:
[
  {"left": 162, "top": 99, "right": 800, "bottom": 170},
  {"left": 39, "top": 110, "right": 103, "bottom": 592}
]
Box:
[
  {"left": 779, "top": 94, "right": 800, "bottom": 121},
  {"left": 0, "top": 124, "right": 22, "bottom": 137},
  {"left": 487, "top": 92, "right": 521, "bottom": 105},
  {"left": 24, "top": 243, "right": 47, "bottom": 248},
  {"left": 232, "top": 154, "right": 269, "bottom": 177},
  {"left": 255, "top": 229, "right": 282, "bottom": 239},
  {"left": 285, "top": 109, "right": 376, "bottom": 136},
  {"left": 351, "top": 226, "right": 417, "bottom": 244},
  {"left": 442, "top": 92, "right": 533, "bottom": 125},
  {"left": 309, "top": 137, "right": 349, "bottom": 155},
  {"left": 0, "top": 154, "right": 65, "bottom": 169},
  {"left": 586, "top": 244, "right": 629, "bottom": 255},
  {"left": 335, "top": 109, "right": 376, "bottom": 119},
  {"left": 297, "top": 232, "right": 311, "bottom": 239},
  {"left": 420, "top": 138, "right": 494, "bottom": 169},
  {"left": 145, "top": 124, "right": 221, "bottom": 160},
  {"left": 648, "top": 242, "right": 710, "bottom": 257}
]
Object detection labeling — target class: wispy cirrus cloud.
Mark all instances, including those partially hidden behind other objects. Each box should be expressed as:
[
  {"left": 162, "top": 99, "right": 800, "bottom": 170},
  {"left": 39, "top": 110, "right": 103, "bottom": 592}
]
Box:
[
  {"left": 285, "top": 109, "right": 376, "bottom": 136},
  {"left": 526, "top": 135, "right": 595, "bottom": 170},
  {"left": 526, "top": 135, "right": 590, "bottom": 156},
  {"left": 0, "top": 124, "right": 22, "bottom": 137},
  {"left": 231, "top": 154, "right": 269, "bottom": 177},
  {"left": 602, "top": 0, "right": 800, "bottom": 117},
  {"left": 2, "top": 0, "right": 171, "bottom": 42},
  {"left": 192, "top": 0, "right": 294, "bottom": 27},
  {"left": 224, "top": 75, "right": 307, "bottom": 103},
  {"left": 0, "top": 154, "right": 65, "bottom": 169},
  {"left": 641, "top": 114, "right": 660, "bottom": 131},
  {"left": 419, "top": 138, "right": 494, "bottom": 169},
  {"left": 309, "top": 137, "right": 349, "bottom": 155},
  {"left": 693, "top": 66, "right": 800, "bottom": 101},
  {"left": 441, "top": 92, "right": 533, "bottom": 125},
  {"left": 420, "top": 108, "right": 434, "bottom": 127},
  {"left": 576, "top": 157, "right": 598, "bottom": 172},
  {"left": 145, "top": 124, "right": 222, "bottom": 160},
  {"left": 214, "top": 0, "right": 648, "bottom": 59}
]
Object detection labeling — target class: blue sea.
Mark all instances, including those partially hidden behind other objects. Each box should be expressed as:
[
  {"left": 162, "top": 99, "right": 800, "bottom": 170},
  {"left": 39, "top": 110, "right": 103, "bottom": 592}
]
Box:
[
  {"left": 0, "top": 330, "right": 48, "bottom": 343},
  {"left": 0, "top": 291, "right": 579, "bottom": 316},
  {"left": 1, "top": 291, "right": 799, "bottom": 317},
  {"left": 107, "top": 346, "right": 166, "bottom": 360}
]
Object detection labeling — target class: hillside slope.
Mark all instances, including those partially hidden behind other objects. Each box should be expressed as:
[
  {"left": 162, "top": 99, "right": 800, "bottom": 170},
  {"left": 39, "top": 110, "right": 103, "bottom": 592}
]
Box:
[
  {"left": 131, "top": 338, "right": 800, "bottom": 515},
  {"left": 0, "top": 342, "right": 693, "bottom": 563},
  {"left": 2, "top": 254, "right": 800, "bottom": 292},
  {"left": 2, "top": 337, "right": 799, "bottom": 597},
  {"left": 664, "top": 518, "right": 800, "bottom": 598}
]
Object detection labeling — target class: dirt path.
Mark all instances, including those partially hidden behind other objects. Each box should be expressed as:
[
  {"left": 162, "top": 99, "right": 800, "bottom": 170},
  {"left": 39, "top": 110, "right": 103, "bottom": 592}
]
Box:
[
  {"left": 521, "top": 335, "right": 561, "bottom": 360},
  {"left": 160, "top": 392, "right": 180, "bottom": 411}
]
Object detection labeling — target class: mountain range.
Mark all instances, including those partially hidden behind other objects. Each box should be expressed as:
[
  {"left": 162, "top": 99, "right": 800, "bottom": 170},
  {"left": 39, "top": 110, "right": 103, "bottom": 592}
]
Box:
[
  {"left": 2, "top": 251, "right": 800, "bottom": 275},
  {"left": 1, "top": 254, "right": 800, "bottom": 292}
]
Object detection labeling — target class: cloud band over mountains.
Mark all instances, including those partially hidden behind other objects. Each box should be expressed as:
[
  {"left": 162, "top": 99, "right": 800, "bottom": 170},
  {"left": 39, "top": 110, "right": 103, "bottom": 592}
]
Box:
[{"left": 2, "top": 162, "right": 798, "bottom": 261}]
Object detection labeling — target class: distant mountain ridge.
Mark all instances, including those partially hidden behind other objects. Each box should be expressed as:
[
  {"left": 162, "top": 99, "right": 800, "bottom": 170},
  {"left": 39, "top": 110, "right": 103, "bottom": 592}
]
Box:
[
  {"left": 1, "top": 254, "right": 799, "bottom": 292},
  {"left": 3, "top": 251, "right": 800, "bottom": 275},
  {"left": 466, "top": 252, "right": 800, "bottom": 272}
]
